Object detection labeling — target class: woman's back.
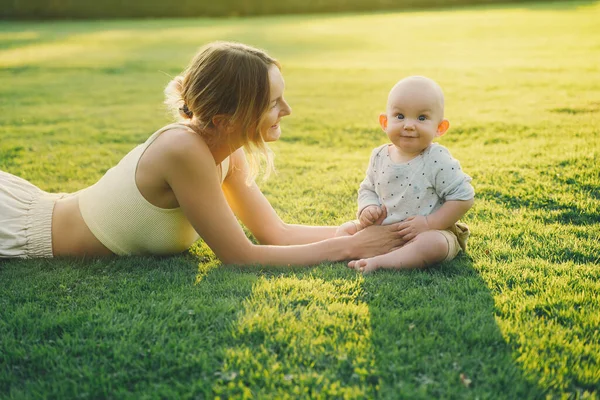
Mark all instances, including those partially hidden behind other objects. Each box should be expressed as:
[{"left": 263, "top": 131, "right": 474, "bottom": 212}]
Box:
[{"left": 52, "top": 124, "right": 229, "bottom": 257}]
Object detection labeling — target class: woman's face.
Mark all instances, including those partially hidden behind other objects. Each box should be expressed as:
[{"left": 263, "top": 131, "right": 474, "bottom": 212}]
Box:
[{"left": 260, "top": 65, "right": 292, "bottom": 142}]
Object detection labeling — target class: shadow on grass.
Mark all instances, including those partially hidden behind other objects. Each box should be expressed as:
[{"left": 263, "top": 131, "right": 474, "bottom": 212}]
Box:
[
  {"left": 479, "top": 187, "right": 599, "bottom": 226},
  {"left": 0, "top": 253, "right": 259, "bottom": 398},
  {"left": 482, "top": 188, "right": 599, "bottom": 226},
  {"left": 0, "top": 252, "right": 554, "bottom": 397},
  {"left": 364, "top": 257, "right": 544, "bottom": 398},
  {"left": 203, "top": 257, "right": 547, "bottom": 398},
  {"left": 205, "top": 263, "right": 383, "bottom": 398},
  {"left": 476, "top": 155, "right": 599, "bottom": 227}
]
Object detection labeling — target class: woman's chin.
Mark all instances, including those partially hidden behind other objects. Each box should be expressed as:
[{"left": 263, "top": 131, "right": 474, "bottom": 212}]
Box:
[{"left": 264, "top": 127, "right": 281, "bottom": 142}]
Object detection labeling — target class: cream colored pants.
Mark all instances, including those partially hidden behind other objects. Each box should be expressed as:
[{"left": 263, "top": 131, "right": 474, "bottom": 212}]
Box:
[
  {"left": 0, "top": 170, "right": 64, "bottom": 258},
  {"left": 438, "top": 222, "right": 470, "bottom": 262}
]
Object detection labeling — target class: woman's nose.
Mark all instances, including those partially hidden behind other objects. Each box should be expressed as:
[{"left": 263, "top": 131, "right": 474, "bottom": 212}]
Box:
[{"left": 281, "top": 100, "right": 292, "bottom": 116}]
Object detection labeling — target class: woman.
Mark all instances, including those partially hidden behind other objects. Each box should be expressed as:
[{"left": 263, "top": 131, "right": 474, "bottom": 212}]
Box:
[{"left": 0, "top": 41, "right": 404, "bottom": 265}]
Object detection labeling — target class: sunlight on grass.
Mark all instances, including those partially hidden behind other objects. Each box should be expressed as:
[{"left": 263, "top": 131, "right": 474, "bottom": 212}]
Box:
[
  {"left": 191, "top": 241, "right": 222, "bottom": 285},
  {"left": 0, "top": 42, "right": 94, "bottom": 67},
  {"left": 213, "top": 275, "right": 378, "bottom": 398},
  {"left": 0, "top": 31, "right": 39, "bottom": 41},
  {"left": 489, "top": 259, "right": 600, "bottom": 392}
]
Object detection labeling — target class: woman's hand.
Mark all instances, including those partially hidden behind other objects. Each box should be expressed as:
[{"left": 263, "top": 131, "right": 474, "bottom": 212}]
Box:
[
  {"left": 348, "top": 223, "right": 406, "bottom": 259},
  {"left": 335, "top": 220, "right": 361, "bottom": 237}
]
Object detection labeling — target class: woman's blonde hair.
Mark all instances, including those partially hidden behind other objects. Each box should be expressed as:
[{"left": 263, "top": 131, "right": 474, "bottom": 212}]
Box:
[{"left": 164, "top": 41, "right": 280, "bottom": 181}]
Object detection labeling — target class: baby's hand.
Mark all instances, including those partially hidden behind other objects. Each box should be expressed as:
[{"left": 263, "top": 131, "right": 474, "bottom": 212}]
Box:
[
  {"left": 358, "top": 205, "right": 386, "bottom": 227},
  {"left": 335, "top": 220, "right": 361, "bottom": 237},
  {"left": 398, "top": 215, "right": 431, "bottom": 242}
]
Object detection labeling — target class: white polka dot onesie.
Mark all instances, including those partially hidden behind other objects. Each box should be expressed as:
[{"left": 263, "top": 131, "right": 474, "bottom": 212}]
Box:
[{"left": 357, "top": 143, "right": 474, "bottom": 225}]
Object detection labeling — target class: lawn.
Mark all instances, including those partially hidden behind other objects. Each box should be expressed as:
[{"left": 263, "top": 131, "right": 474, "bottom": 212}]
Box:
[{"left": 1, "top": 1, "right": 599, "bottom": 398}]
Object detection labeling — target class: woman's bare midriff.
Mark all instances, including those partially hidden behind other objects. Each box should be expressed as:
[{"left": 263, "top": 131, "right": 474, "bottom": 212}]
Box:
[{"left": 51, "top": 195, "right": 114, "bottom": 257}]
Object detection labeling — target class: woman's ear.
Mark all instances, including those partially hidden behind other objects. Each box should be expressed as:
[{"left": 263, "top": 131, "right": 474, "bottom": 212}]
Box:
[
  {"left": 379, "top": 113, "right": 388, "bottom": 131},
  {"left": 211, "top": 114, "right": 230, "bottom": 130},
  {"left": 436, "top": 119, "right": 450, "bottom": 137}
]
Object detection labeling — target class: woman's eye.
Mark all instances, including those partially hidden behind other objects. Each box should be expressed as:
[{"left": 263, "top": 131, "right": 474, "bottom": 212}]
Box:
[
  {"left": 396, "top": 114, "right": 404, "bottom": 120},
  {"left": 418, "top": 115, "right": 427, "bottom": 121}
]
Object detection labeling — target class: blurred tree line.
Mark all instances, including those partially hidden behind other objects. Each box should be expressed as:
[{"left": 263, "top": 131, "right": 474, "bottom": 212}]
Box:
[{"left": 2, "top": 0, "right": 541, "bottom": 19}]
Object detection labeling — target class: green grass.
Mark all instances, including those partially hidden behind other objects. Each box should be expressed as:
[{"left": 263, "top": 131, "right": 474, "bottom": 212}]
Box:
[
  {"left": 1, "top": 1, "right": 599, "bottom": 398},
  {"left": 0, "top": 0, "right": 573, "bottom": 19}
]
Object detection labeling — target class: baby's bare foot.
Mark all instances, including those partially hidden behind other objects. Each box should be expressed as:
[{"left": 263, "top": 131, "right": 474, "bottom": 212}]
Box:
[{"left": 354, "top": 259, "right": 379, "bottom": 274}]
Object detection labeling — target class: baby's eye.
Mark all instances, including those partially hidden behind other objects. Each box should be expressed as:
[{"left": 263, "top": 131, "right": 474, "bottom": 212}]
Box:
[
  {"left": 396, "top": 114, "right": 405, "bottom": 120},
  {"left": 418, "top": 115, "right": 427, "bottom": 121}
]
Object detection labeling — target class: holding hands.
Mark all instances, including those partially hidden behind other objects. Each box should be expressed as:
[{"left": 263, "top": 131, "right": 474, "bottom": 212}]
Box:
[
  {"left": 347, "top": 214, "right": 432, "bottom": 275},
  {"left": 356, "top": 206, "right": 433, "bottom": 243},
  {"left": 334, "top": 220, "right": 360, "bottom": 237},
  {"left": 335, "top": 205, "right": 387, "bottom": 237}
]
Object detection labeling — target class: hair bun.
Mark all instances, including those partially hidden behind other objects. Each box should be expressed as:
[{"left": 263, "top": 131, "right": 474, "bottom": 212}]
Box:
[
  {"left": 179, "top": 104, "right": 193, "bottom": 119},
  {"left": 164, "top": 76, "right": 191, "bottom": 120}
]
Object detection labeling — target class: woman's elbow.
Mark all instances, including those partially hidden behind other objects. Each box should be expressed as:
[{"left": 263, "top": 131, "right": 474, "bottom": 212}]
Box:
[
  {"left": 255, "top": 223, "right": 288, "bottom": 246},
  {"left": 258, "top": 236, "right": 285, "bottom": 246},
  {"left": 218, "top": 244, "right": 258, "bottom": 265}
]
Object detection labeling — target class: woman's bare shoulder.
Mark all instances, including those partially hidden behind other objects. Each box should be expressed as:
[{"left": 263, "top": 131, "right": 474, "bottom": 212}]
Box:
[
  {"left": 157, "top": 126, "right": 208, "bottom": 152},
  {"left": 153, "top": 127, "right": 212, "bottom": 165},
  {"left": 140, "top": 126, "right": 215, "bottom": 185},
  {"left": 229, "top": 147, "right": 246, "bottom": 166}
]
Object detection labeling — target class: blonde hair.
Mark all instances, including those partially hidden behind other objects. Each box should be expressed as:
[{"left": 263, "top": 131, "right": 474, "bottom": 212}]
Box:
[{"left": 164, "top": 41, "right": 280, "bottom": 181}]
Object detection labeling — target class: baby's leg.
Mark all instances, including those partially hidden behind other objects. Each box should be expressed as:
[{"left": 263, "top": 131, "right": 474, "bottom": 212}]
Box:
[{"left": 349, "top": 230, "right": 449, "bottom": 273}]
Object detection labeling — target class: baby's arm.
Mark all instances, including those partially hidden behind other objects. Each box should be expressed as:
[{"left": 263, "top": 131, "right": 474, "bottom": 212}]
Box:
[
  {"left": 423, "top": 199, "right": 474, "bottom": 230},
  {"left": 349, "top": 202, "right": 472, "bottom": 273},
  {"left": 397, "top": 199, "right": 473, "bottom": 242},
  {"left": 357, "top": 147, "right": 385, "bottom": 226},
  {"left": 395, "top": 144, "right": 475, "bottom": 241},
  {"left": 349, "top": 147, "right": 476, "bottom": 273}
]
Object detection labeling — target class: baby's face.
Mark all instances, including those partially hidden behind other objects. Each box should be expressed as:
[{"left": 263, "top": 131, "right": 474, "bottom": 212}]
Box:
[{"left": 383, "top": 78, "right": 446, "bottom": 156}]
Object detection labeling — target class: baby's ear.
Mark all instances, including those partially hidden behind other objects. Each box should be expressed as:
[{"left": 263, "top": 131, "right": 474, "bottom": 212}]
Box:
[
  {"left": 379, "top": 113, "right": 388, "bottom": 131},
  {"left": 436, "top": 119, "right": 450, "bottom": 137}
]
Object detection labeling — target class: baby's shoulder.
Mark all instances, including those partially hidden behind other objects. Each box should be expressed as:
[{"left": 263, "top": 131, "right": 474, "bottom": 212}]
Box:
[
  {"left": 424, "top": 142, "right": 451, "bottom": 156},
  {"left": 422, "top": 143, "right": 458, "bottom": 165},
  {"left": 371, "top": 144, "right": 389, "bottom": 157},
  {"left": 368, "top": 144, "right": 389, "bottom": 162}
]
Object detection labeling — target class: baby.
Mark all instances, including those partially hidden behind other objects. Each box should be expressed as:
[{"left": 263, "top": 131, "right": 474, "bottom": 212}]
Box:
[{"left": 338, "top": 76, "right": 474, "bottom": 273}]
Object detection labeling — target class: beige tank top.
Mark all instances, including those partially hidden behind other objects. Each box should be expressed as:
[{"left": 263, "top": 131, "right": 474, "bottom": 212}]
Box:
[{"left": 78, "top": 123, "right": 230, "bottom": 255}]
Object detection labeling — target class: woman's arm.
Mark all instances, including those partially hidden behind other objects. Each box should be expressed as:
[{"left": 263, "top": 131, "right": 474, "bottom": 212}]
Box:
[
  {"left": 222, "top": 149, "right": 337, "bottom": 245},
  {"left": 162, "top": 134, "right": 402, "bottom": 266}
]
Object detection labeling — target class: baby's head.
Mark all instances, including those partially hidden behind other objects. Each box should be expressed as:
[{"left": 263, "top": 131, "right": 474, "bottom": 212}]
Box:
[{"left": 380, "top": 76, "right": 449, "bottom": 155}]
